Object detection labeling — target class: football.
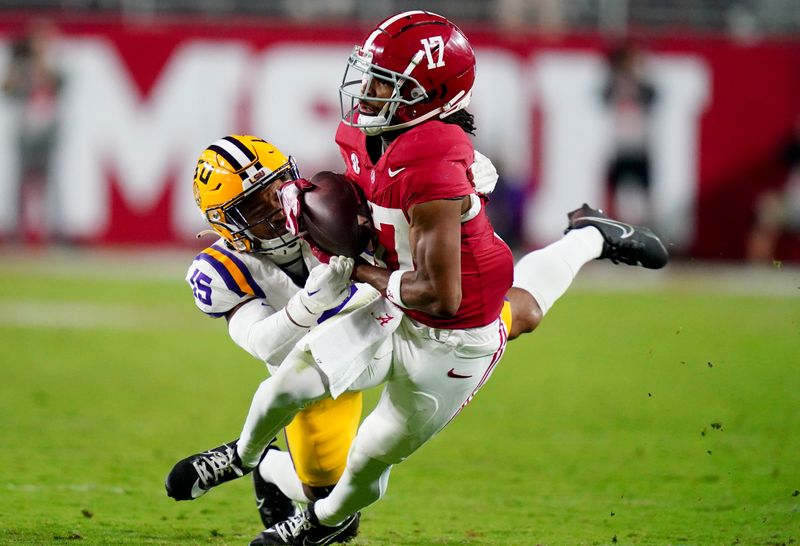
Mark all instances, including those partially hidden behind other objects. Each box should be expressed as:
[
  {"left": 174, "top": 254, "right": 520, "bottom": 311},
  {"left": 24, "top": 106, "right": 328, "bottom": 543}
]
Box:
[{"left": 301, "top": 171, "right": 372, "bottom": 258}]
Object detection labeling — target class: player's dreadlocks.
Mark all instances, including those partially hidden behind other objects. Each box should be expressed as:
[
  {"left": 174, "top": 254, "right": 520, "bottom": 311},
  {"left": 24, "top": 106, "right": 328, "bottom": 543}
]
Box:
[{"left": 444, "top": 109, "right": 476, "bottom": 135}]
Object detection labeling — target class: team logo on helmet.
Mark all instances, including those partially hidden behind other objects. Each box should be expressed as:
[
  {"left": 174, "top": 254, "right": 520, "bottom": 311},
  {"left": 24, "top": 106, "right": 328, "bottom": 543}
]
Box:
[{"left": 192, "top": 180, "right": 202, "bottom": 209}]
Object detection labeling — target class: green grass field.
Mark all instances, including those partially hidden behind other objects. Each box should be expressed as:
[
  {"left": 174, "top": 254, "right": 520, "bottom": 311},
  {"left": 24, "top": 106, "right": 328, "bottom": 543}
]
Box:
[{"left": 1, "top": 250, "right": 798, "bottom": 545}]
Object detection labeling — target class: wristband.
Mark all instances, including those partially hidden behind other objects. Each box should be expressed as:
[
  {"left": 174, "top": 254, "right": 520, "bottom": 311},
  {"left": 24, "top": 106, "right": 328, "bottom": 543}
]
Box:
[{"left": 385, "top": 269, "right": 411, "bottom": 309}]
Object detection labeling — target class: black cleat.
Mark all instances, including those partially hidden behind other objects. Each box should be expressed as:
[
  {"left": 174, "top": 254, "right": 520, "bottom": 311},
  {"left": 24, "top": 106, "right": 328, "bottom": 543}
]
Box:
[
  {"left": 165, "top": 439, "right": 252, "bottom": 501},
  {"left": 253, "top": 446, "right": 296, "bottom": 528},
  {"left": 565, "top": 203, "right": 669, "bottom": 269},
  {"left": 250, "top": 503, "right": 360, "bottom": 545}
]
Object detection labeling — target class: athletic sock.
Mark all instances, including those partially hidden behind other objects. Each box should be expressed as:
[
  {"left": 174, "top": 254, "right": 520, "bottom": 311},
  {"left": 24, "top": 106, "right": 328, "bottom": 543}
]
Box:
[
  {"left": 258, "top": 448, "right": 310, "bottom": 503},
  {"left": 512, "top": 227, "right": 603, "bottom": 315}
]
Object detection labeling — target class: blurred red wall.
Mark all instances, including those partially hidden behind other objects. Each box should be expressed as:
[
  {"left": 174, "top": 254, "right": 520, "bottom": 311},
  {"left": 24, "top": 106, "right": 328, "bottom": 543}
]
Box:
[{"left": 1, "top": 14, "right": 797, "bottom": 260}]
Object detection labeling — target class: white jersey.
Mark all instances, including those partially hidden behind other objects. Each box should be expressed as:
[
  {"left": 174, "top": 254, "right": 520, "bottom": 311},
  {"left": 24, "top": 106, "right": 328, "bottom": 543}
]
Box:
[
  {"left": 186, "top": 237, "right": 384, "bottom": 374},
  {"left": 185, "top": 238, "right": 319, "bottom": 318}
]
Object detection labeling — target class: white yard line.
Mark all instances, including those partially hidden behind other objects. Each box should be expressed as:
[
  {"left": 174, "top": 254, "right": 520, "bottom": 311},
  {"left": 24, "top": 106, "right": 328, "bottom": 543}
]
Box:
[
  {"left": 3, "top": 483, "right": 128, "bottom": 494},
  {"left": 0, "top": 301, "right": 215, "bottom": 331},
  {"left": 0, "top": 246, "right": 195, "bottom": 281}
]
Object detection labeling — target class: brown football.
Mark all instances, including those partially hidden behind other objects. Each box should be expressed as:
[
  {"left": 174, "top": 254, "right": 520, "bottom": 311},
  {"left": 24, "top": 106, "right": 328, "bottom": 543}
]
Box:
[{"left": 301, "top": 171, "right": 372, "bottom": 258}]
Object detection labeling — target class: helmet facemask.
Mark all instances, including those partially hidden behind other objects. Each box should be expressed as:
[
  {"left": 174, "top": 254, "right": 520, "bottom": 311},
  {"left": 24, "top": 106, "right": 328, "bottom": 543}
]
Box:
[
  {"left": 204, "top": 157, "right": 302, "bottom": 256},
  {"left": 339, "top": 46, "right": 430, "bottom": 136}
]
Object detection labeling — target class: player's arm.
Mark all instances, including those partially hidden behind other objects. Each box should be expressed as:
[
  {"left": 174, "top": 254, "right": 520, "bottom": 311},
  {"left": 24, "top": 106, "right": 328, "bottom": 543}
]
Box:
[
  {"left": 227, "top": 257, "right": 354, "bottom": 366},
  {"left": 225, "top": 298, "right": 308, "bottom": 366},
  {"left": 355, "top": 198, "right": 463, "bottom": 317},
  {"left": 184, "top": 253, "right": 299, "bottom": 366}
]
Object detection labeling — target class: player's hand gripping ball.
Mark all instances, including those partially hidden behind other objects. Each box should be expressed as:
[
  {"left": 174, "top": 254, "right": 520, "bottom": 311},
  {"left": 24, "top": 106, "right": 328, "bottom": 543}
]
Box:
[{"left": 279, "top": 171, "right": 372, "bottom": 259}]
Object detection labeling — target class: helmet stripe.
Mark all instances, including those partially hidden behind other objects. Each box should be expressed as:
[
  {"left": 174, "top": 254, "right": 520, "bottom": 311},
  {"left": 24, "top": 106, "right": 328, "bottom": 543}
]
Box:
[
  {"left": 208, "top": 142, "right": 244, "bottom": 170},
  {"left": 402, "top": 50, "right": 425, "bottom": 77},
  {"left": 208, "top": 136, "right": 255, "bottom": 175},
  {"left": 379, "top": 10, "right": 426, "bottom": 30},
  {"left": 364, "top": 10, "right": 426, "bottom": 49},
  {"left": 224, "top": 136, "right": 257, "bottom": 162}
]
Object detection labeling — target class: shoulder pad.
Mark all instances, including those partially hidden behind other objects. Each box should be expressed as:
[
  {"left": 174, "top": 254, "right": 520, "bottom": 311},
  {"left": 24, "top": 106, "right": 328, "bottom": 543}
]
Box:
[
  {"left": 389, "top": 122, "right": 472, "bottom": 167},
  {"left": 186, "top": 244, "right": 267, "bottom": 317}
]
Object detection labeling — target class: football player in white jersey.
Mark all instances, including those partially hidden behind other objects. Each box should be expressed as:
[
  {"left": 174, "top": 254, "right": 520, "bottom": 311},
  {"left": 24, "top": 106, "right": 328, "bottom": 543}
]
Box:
[{"left": 166, "top": 135, "right": 371, "bottom": 536}]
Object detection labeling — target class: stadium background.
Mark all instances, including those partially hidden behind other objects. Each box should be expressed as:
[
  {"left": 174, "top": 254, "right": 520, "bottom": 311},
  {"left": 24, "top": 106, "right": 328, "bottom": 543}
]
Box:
[{"left": 0, "top": 0, "right": 798, "bottom": 261}]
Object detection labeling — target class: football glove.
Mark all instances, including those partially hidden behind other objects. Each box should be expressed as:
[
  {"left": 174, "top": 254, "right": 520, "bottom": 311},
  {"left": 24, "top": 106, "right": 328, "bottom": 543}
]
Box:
[
  {"left": 278, "top": 178, "right": 313, "bottom": 236},
  {"left": 285, "top": 256, "right": 354, "bottom": 327}
]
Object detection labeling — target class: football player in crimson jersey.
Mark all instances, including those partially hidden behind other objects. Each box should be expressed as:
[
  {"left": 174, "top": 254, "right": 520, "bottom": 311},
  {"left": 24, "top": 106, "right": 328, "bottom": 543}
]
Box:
[
  {"left": 244, "top": 13, "right": 517, "bottom": 544},
  {"left": 167, "top": 12, "right": 668, "bottom": 545}
]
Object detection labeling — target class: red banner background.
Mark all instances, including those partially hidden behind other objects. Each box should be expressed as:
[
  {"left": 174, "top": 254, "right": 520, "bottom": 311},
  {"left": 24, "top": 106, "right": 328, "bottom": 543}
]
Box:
[{"left": 1, "top": 13, "right": 798, "bottom": 260}]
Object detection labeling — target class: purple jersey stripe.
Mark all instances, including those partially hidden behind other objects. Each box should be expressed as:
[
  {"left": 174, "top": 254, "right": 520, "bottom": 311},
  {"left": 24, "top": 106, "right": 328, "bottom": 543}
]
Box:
[
  {"left": 318, "top": 284, "right": 358, "bottom": 324},
  {"left": 212, "top": 244, "right": 267, "bottom": 299},
  {"left": 197, "top": 253, "right": 247, "bottom": 298}
]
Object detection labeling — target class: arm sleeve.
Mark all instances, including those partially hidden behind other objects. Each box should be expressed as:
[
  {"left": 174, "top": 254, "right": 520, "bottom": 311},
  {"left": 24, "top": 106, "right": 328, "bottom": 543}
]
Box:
[{"left": 227, "top": 298, "right": 310, "bottom": 366}]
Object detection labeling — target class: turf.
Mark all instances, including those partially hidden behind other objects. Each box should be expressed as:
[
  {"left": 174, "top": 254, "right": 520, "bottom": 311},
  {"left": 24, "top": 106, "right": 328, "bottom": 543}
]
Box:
[{"left": 1, "top": 254, "right": 798, "bottom": 545}]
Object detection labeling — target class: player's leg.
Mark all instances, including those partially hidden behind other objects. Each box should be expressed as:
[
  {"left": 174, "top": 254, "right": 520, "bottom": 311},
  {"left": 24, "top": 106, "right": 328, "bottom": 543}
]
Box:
[
  {"left": 508, "top": 203, "right": 669, "bottom": 338},
  {"left": 253, "top": 392, "right": 362, "bottom": 529},
  {"left": 252, "top": 444, "right": 297, "bottom": 528},
  {"left": 166, "top": 348, "right": 330, "bottom": 501},
  {"left": 250, "top": 348, "right": 393, "bottom": 545},
  {"left": 283, "top": 392, "right": 363, "bottom": 500},
  {"left": 505, "top": 287, "right": 542, "bottom": 340},
  {"left": 257, "top": 447, "right": 306, "bottom": 503},
  {"left": 510, "top": 222, "right": 604, "bottom": 324},
  {"left": 252, "top": 319, "right": 508, "bottom": 544},
  {"left": 255, "top": 341, "right": 393, "bottom": 514},
  {"left": 238, "top": 348, "right": 331, "bottom": 468},
  {"left": 312, "top": 316, "right": 508, "bottom": 526}
]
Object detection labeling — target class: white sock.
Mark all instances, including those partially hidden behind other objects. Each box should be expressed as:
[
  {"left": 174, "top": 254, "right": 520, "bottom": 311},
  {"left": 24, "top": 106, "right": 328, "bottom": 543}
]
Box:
[
  {"left": 513, "top": 227, "right": 603, "bottom": 315},
  {"left": 314, "top": 463, "right": 391, "bottom": 526},
  {"left": 258, "top": 449, "right": 310, "bottom": 503}
]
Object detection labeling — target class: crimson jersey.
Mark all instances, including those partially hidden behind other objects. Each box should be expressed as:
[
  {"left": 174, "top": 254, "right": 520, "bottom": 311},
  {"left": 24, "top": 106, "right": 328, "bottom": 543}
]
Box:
[{"left": 336, "top": 119, "right": 513, "bottom": 329}]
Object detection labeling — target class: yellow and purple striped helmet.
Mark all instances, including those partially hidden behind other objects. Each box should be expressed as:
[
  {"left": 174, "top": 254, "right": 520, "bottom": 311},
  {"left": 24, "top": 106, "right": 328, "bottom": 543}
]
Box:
[{"left": 193, "top": 135, "right": 301, "bottom": 255}]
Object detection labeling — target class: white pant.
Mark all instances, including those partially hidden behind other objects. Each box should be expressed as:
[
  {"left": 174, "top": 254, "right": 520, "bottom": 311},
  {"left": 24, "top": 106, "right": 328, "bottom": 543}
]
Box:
[{"left": 238, "top": 314, "right": 508, "bottom": 525}]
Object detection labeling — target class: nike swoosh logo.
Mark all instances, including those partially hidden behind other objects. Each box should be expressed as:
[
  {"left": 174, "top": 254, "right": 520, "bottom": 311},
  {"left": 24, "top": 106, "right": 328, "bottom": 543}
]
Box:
[
  {"left": 387, "top": 167, "right": 406, "bottom": 177},
  {"left": 190, "top": 479, "right": 206, "bottom": 499},
  {"left": 307, "top": 289, "right": 321, "bottom": 296},
  {"left": 447, "top": 368, "right": 473, "bottom": 379},
  {"left": 582, "top": 216, "right": 635, "bottom": 239},
  {"left": 303, "top": 516, "right": 358, "bottom": 545}
]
